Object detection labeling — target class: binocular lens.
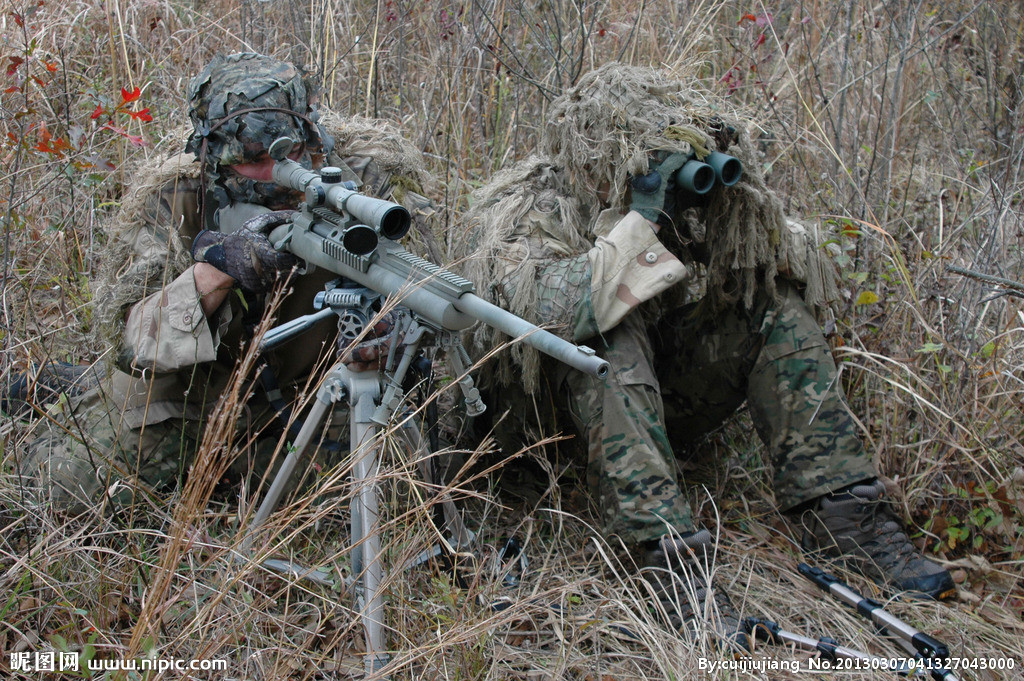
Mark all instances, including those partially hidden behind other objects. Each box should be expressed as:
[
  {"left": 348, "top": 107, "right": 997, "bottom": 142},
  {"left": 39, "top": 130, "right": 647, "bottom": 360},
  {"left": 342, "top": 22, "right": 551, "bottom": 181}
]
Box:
[{"left": 676, "top": 160, "right": 716, "bottom": 195}]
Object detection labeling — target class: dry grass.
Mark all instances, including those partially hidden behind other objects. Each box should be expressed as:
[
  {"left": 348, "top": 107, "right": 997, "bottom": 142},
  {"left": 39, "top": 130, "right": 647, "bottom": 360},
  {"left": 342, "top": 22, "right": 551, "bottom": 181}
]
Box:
[{"left": 2, "top": 0, "right": 1023, "bottom": 678}]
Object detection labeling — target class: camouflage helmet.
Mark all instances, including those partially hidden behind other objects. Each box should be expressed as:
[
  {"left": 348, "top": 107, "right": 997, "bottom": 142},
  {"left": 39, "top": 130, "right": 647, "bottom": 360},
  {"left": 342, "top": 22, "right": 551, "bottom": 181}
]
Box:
[
  {"left": 540, "top": 63, "right": 727, "bottom": 210},
  {"left": 185, "top": 53, "right": 332, "bottom": 168}
]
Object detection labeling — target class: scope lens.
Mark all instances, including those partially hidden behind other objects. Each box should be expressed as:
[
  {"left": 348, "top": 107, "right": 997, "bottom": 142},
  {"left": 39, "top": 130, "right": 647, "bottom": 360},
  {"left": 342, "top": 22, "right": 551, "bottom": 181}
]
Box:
[
  {"left": 379, "top": 207, "right": 411, "bottom": 241},
  {"left": 342, "top": 225, "right": 379, "bottom": 256}
]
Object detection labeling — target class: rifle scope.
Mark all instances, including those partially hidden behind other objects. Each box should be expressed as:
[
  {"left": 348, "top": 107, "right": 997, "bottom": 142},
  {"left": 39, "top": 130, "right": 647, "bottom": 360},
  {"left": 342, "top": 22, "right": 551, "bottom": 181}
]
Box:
[{"left": 269, "top": 137, "right": 411, "bottom": 254}]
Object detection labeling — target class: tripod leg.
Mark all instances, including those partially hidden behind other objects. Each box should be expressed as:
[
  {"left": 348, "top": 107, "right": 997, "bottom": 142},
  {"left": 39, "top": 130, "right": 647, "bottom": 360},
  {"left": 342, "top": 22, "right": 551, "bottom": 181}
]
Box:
[
  {"left": 243, "top": 393, "right": 335, "bottom": 552},
  {"left": 347, "top": 375, "right": 390, "bottom": 675}
]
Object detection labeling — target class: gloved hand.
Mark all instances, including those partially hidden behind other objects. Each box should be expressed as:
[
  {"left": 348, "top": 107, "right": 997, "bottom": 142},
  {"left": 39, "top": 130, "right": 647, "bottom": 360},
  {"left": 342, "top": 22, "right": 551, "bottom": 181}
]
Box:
[
  {"left": 342, "top": 311, "right": 405, "bottom": 372},
  {"left": 629, "top": 152, "right": 690, "bottom": 228},
  {"left": 191, "top": 211, "right": 299, "bottom": 293}
]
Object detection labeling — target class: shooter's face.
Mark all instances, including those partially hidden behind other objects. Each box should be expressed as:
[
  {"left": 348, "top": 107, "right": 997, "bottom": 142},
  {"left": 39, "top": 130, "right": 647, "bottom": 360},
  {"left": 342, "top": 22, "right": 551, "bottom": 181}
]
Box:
[{"left": 218, "top": 142, "right": 312, "bottom": 210}]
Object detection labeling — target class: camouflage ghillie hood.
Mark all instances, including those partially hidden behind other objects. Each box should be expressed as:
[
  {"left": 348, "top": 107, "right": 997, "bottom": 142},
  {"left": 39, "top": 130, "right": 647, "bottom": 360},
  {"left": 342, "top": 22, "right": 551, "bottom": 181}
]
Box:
[
  {"left": 541, "top": 62, "right": 801, "bottom": 312},
  {"left": 94, "top": 115, "right": 437, "bottom": 348},
  {"left": 185, "top": 53, "right": 335, "bottom": 220}
]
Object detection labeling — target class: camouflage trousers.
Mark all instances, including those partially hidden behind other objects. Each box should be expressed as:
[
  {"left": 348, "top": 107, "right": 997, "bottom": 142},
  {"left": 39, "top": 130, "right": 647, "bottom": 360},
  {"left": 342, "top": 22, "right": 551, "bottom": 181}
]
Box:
[
  {"left": 18, "top": 370, "right": 345, "bottom": 514},
  {"left": 562, "top": 282, "right": 875, "bottom": 545}
]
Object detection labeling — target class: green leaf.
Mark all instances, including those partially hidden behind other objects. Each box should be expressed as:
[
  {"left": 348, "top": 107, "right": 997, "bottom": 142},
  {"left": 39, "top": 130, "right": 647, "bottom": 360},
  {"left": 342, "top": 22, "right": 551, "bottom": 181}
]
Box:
[
  {"left": 981, "top": 342, "right": 996, "bottom": 358},
  {"left": 916, "top": 342, "right": 944, "bottom": 354},
  {"left": 855, "top": 291, "right": 879, "bottom": 305}
]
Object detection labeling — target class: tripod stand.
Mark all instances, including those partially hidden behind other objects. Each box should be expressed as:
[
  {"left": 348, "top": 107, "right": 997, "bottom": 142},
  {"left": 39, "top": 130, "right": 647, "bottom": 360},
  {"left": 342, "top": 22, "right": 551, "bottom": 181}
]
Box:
[{"left": 241, "top": 279, "right": 476, "bottom": 676}]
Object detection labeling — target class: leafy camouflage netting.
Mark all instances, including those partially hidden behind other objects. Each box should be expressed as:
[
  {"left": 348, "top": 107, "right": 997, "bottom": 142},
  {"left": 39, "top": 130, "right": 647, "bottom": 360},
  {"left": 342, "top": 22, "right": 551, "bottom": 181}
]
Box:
[{"left": 185, "top": 52, "right": 328, "bottom": 169}]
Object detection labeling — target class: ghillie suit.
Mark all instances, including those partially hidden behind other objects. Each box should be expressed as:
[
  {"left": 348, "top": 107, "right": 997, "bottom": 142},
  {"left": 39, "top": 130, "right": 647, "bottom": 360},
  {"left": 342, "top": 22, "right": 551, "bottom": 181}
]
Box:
[
  {"left": 459, "top": 63, "right": 838, "bottom": 393},
  {"left": 453, "top": 62, "right": 952, "bottom": 621},
  {"left": 453, "top": 59, "right": 877, "bottom": 540}
]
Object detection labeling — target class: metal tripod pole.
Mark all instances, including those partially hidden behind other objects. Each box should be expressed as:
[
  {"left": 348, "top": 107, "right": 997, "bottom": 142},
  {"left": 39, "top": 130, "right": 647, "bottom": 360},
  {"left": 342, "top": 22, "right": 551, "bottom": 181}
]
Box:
[
  {"left": 242, "top": 362, "right": 391, "bottom": 675},
  {"left": 799, "top": 563, "right": 960, "bottom": 681},
  {"left": 745, "top": 618, "right": 916, "bottom": 675},
  {"left": 346, "top": 368, "right": 389, "bottom": 676}
]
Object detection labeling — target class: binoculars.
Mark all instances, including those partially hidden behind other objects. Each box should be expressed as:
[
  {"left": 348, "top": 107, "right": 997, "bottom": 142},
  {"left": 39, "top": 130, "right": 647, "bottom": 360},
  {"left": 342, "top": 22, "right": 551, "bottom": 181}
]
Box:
[{"left": 675, "top": 151, "right": 743, "bottom": 195}]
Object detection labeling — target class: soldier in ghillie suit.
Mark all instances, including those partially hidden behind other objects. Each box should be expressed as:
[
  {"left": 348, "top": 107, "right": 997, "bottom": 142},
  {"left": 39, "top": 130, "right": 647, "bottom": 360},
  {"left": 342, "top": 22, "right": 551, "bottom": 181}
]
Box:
[
  {"left": 17, "top": 53, "right": 436, "bottom": 512},
  {"left": 455, "top": 63, "right": 953, "bottom": 648}
]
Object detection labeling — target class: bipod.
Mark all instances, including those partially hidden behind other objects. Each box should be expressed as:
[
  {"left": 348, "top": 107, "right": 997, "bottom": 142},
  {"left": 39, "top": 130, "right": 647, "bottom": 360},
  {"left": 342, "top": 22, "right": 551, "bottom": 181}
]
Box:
[
  {"left": 743, "top": 617, "right": 917, "bottom": 675},
  {"left": 239, "top": 281, "right": 477, "bottom": 678},
  {"left": 799, "top": 563, "right": 960, "bottom": 681}
]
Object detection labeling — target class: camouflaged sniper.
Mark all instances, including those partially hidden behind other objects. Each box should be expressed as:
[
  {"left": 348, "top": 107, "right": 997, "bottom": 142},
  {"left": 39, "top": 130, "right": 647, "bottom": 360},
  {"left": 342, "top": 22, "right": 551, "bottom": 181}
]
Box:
[
  {"left": 93, "top": 54, "right": 436, "bottom": 351},
  {"left": 38, "top": 53, "right": 441, "bottom": 512},
  {"left": 459, "top": 63, "right": 841, "bottom": 391}
]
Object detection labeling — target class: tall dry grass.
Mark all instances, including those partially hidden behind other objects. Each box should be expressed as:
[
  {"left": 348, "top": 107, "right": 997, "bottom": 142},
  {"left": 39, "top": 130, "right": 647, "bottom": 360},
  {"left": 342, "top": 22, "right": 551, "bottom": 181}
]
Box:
[{"left": 2, "top": 0, "right": 1023, "bottom": 678}]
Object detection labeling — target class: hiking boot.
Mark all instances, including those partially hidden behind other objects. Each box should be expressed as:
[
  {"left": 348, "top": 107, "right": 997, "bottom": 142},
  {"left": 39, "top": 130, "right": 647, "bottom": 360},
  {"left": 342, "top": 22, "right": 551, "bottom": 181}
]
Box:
[
  {"left": 641, "top": 529, "right": 750, "bottom": 651},
  {"left": 2, "top": 362, "right": 97, "bottom": 418},
  {"left": 798, "top": 479, "right": 955, "bottom": 600}
]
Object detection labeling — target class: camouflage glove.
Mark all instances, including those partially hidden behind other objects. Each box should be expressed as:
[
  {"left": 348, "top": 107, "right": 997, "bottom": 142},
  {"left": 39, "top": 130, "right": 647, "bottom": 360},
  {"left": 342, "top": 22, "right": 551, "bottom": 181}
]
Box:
[
  {"left": 629, "top": 152, "right": 689, "bottom": 227},
  {"left": 342, "top": 311, "right": 405, "bottom": 372},
  {"left": 191, "top": 211, "right": 299, "bottom": 293}
]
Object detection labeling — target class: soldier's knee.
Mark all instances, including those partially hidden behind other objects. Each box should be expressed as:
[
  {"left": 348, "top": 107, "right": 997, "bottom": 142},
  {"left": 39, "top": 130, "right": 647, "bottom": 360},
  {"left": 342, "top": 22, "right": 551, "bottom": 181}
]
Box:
[{"left": 19, "top": 435, "right": 104, "bottom": 514}]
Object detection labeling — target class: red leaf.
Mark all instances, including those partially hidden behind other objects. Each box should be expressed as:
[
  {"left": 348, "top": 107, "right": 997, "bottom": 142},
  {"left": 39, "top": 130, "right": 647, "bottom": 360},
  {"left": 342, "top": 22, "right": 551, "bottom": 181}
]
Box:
[
  {"left": 739, "top": 13, "right": 757, "bottom": 24},
  {"left": 754, "top": 33, "right": 766, "bottom": 47},
  {"left": 10, "top": 12, "right": 24, "bottom": 27},
  {"left": 44, "top": 61, "right": 58, "bottom": 72},
  {"left": 90, "top": 104, "right": 104, "bottom": 120},
  {"left": 127, "top": 107, "right": 153, "bottom": 122},
  {"left": 120, "top": 86, "right": 141, "bottom": 103},
  {"left": 101, "top": 122, "right": 147, "bottom": 147},
  {"left": 4, "top": 85, "right": 18, "bottom": 93},
  {"left": 7, "top": 56, "right": 24, "bottom": 76}
]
